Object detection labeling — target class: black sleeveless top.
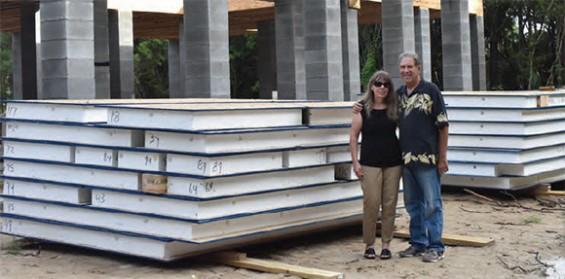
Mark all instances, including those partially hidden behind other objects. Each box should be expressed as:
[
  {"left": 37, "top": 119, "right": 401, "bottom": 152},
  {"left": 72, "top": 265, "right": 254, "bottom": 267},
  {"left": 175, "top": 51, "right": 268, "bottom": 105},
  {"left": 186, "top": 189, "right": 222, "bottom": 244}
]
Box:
[{"left": 359, "top": 107, "right": 402, "bottom": 168}]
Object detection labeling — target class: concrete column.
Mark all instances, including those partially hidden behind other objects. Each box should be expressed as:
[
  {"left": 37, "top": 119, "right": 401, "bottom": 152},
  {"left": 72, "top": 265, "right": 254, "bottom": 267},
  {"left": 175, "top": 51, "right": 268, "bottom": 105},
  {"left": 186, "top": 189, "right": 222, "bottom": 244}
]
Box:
[
  {"left": 414, "top": 7, "right": 432, "bottom": 81},
  {"left": 109, "top": 9, "right": 135, "bottom": 99},
  {"left": 382, "top": 0, "right": 415, "bottom": 87},
  {"left": 470, "top": 14, "right": 487, "bottom": 91},
  {"left": 168, "top": 39, "right": 181, "bottom": 98},
  {"left": 36, "top": 10, "right": 43, "bottom": 99},
  {"left": 18, "top": 3, "right": 38, "bottom": 100},
  {"left": 304, "top": 0, "right": 344, "bottom": 101},
  {"left": 40, "top": 0, "right": 95, "bottom": 99},
  {"left": 441, "top": 0, "right": 473, "bottom": 90},
  {"left": 257, "top": 21, "right": 277, "bottom": 99},
  {"left": 178, "top": 16, "right": 186, "bottom": 97},
  {"left": 275, "top": 0, "right": 306, "bottom": 100},
  {"left": 340, "top": 0, "right": 361, "bottom": 101},
  {"left": 11, "top": 34, "right": 23, "bottom": 100},
  {"left": 94, "top": 0, "right": 110, "bottom": 99},
  {"left": 183, "top": 0, "right": 230, "bottom": 98}
]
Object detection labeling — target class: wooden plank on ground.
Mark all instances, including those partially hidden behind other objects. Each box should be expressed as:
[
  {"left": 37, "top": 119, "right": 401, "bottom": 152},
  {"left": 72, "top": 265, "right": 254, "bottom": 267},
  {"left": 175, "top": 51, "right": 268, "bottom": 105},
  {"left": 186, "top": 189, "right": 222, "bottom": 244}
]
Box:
[
  {"left": 393, "top": 230, "right": 494, "bottom": 247},
  {"left": 534, "top": 190, "right": 565, "bottom": 196},
  {"left": 519, "top": 184, "right": 565, "bottom": 197},
  {"left": 209, "top": 251, "right": 344, "bottom": 279}
]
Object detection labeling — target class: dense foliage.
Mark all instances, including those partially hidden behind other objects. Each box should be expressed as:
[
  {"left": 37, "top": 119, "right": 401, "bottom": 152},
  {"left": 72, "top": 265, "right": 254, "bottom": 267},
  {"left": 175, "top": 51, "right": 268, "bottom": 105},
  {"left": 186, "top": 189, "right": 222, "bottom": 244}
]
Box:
[
  {"left": 358, "top": 24, "right": 382, "bottom": 92},
  {"left": 133, "top": 39, "right": 169, "bottom": 98},
  {"left": 484, "top": 0, "right": 564, "bottom": 89},
  {"left": 229, "top": 34, "right": 259, "bottom": 99},
  {"left": 0, "top": 33, "right": 12, "bottom": 103}
]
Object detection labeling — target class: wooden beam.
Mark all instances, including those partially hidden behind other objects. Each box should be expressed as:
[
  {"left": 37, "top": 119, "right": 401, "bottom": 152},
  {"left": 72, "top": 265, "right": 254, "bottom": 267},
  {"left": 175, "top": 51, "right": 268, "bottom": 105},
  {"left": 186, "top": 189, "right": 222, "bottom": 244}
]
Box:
[
  {"left": 133, "top": 12, "right": 179, "bottom": 39},
  {"left": 393, "top": 230, "right": 494, "bottom": 247},
  {"left": 519, "top": 184, "right": 565, "bottom": 197},
  {"left": 1, "top": 0, "right": 484, "bottom": 36},
  {"left": 469, "top": 0, "right": 484, "bottom": 16},
  {"left": 107, "top": 0, "right": 273, "bottom": 14},
  {"left": 357, "top": 1, "right": 382, "bottom": 25},
  {"left": 228, "top": 7, "right": 274, "bottom": 36},
  {"left": 0, "top": 0, "right": 37, "bottom": 33},
  {"left": 538, "top": 191, "right": 565, "bottom": 196},
  {"left": 228, "top": 0, "right": 273, "bottom": 11},
  {"left": 108, "top": 0, "right": 183, "bottom": 14},
  {"left": 349, "top": 0, "right": 361, "bottom": 10},
  {"left": 413, "top": 0, "right": 441, "bottom": 10},
  {"left": 207, "top": 251, "right": 249, "bottom": 261},
  {"left": 413, "top": 0, "right": 483, "bottom": 16},
  {"left": 209, "top": 251, "right": 344, "bottom": 279},
  {"left": 532, "top": 189, "right": 565, "bottom": 197}
]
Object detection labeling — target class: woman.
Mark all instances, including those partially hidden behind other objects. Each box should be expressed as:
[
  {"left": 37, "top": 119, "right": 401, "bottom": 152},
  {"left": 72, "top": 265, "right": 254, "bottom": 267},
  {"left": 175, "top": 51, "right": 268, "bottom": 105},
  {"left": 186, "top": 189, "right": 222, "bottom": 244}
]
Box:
[{"left": 350, "top": 70, "right": 403, "bottom": 260}]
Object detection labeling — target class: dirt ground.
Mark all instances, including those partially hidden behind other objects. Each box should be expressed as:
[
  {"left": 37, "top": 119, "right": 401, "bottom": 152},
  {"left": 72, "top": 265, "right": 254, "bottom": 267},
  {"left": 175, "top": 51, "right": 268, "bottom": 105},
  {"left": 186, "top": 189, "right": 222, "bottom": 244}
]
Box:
[{"left": 1, "top": 187, "right": 564, "bottom": 279}]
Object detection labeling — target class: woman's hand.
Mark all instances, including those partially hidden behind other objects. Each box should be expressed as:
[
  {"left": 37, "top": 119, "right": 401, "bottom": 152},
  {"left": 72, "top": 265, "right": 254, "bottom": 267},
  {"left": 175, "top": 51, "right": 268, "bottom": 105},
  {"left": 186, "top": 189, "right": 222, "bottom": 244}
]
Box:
[{"left": 353, "top": 162, "right": 364, "bottom": 181}]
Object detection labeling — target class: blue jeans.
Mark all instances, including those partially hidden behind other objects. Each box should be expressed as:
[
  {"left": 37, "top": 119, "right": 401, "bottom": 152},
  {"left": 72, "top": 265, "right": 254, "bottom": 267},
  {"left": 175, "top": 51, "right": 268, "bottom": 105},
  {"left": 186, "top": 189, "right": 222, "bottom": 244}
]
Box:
[{"left": 403, "top": 165, "right": 445, "bottom": 252}]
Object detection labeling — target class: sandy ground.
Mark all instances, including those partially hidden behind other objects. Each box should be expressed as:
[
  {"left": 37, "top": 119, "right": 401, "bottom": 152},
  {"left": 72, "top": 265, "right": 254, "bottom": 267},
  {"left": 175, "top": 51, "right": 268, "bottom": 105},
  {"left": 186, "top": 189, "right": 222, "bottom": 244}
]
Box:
[{"left": 1, "top": 187, "right": 564, "bottom": 279}]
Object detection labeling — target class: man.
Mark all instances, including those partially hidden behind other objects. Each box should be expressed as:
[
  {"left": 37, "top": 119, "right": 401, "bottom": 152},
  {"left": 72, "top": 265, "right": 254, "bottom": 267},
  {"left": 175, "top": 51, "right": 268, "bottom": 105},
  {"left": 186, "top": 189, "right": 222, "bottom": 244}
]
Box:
[{"left": 353, "top": 52, "right": 449, "bottom": 262}]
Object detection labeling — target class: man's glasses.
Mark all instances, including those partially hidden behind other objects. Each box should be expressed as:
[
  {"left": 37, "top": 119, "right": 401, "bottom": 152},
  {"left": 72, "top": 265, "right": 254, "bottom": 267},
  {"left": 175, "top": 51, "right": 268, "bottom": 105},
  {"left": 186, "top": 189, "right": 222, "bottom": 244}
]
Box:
[{"left": 373, "top": 81, "right": 390, "bottom": 88}]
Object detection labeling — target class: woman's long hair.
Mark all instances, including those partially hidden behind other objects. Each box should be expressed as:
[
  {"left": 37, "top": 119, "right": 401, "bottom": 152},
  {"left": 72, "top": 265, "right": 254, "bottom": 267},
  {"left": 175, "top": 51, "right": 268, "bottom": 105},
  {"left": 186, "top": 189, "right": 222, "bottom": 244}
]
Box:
[{"left": 359, "top": 70, "right": 398, "bottom": 121}]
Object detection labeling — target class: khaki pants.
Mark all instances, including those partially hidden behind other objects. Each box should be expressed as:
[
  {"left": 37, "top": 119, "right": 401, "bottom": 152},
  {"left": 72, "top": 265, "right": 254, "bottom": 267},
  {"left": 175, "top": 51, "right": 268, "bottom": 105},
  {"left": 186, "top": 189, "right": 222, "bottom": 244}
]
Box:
[{"left": 360, "top": 165, "right": 402, "bottom": 246}]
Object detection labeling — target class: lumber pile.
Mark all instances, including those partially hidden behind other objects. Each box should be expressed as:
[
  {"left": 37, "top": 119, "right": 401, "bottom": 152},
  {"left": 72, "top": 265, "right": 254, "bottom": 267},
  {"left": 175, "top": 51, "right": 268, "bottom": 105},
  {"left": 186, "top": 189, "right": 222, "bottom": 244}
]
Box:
[
  {"left": 208, "top": 251, "right": 344, "bottom": 279},
  {"left": 0, "top": 98, "right": 390, "bottom": 261},
  {"left": 442, "top": 90, "right": 565, "bottom": 190}
]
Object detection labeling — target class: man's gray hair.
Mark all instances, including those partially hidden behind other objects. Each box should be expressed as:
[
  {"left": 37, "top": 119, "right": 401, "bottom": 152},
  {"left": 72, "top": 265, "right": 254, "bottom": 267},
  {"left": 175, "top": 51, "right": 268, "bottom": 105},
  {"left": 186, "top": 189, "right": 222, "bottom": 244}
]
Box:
[{"left": 398, "top": 52, "right": 421, "bottom": 67}]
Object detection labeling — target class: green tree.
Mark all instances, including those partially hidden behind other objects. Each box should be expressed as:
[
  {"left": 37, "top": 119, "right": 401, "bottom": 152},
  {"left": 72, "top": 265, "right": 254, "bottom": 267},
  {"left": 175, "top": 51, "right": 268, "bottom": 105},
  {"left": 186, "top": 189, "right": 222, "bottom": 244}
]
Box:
[
  {"left": 0, "top": 33, "right": 12, "bottom": 105},
  {"left": 484, "top": 0, "right": 565, "bottom": 89},
  {"left": 358, "top": 24, "right": 382, "bottom": 92},
  {"left": 360, "top": 50, "right": 377, "bottom": 92},
  {"left": 134, "top": 38, "right": 169, "bottom": 98},
  {"left": 229, "top": 34, "right": 258, "bottom": 99}
]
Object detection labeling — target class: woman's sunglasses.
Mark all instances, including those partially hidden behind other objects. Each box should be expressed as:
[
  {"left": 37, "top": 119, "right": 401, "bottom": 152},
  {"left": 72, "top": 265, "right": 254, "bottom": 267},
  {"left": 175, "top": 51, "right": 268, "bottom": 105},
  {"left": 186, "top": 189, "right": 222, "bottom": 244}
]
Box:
[{"left": 373, "top": 81, "right": 390, "bottom": 88}]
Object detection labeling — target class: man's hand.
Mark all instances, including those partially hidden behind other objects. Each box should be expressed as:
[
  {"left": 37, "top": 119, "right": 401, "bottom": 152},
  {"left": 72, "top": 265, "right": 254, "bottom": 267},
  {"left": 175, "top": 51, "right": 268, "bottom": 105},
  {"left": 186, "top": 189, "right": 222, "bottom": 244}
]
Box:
[
  {"left": 437, "top": 126, "right": 449, "bottom": 176},
  {"left": 438, "top": 158, "right": 449, "bottom": 176},
  {"left": 352, "top": 101, "right": 363, "bottom": 114}
]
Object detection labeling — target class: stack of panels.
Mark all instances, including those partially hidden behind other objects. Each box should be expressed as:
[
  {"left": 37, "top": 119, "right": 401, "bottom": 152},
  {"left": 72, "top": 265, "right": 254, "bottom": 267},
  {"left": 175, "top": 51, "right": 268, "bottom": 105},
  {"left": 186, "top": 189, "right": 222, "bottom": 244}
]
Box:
[
  {"left": 1, "top": 99, "right": 401, "bottom": 261},
  {"left": 442, "top": 90, "right": 565, "bottom": 190}
]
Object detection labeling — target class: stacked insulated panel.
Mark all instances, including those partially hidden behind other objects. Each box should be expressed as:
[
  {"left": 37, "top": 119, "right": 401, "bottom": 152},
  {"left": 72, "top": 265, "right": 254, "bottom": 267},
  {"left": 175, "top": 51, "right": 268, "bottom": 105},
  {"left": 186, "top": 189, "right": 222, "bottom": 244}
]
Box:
[
  {"left": 442, "top": 90, "right": 565, "bottom": 189},
  {"left": 1, "top": 98, "right": 399, "bottom": 261}
]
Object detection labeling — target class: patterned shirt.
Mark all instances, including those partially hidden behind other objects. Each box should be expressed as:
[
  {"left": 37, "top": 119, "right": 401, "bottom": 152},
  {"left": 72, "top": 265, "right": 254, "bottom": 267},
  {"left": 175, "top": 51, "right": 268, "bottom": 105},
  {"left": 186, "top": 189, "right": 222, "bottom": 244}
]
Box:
[{"left": 397, "top": 80, "right": 449, "bottom": 166}]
